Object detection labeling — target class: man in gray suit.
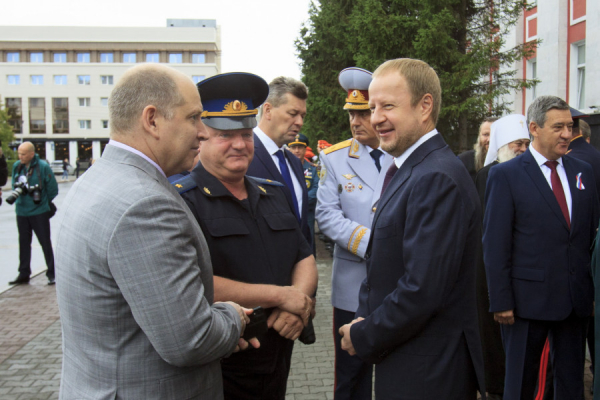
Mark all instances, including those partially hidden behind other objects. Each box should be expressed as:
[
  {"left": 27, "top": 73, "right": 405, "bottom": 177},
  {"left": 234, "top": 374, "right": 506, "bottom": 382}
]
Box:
[
  {"left": 316, "top": 67, "right": 393, "bottom": 400},
  {"left": 56, "top": 64, "right": 253, "bottom": 400}
]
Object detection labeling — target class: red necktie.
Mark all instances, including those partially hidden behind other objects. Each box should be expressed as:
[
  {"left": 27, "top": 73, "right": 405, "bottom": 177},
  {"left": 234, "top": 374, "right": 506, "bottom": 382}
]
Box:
[
  {"left": 381, "top": 163, "right": 398, "bottom": 195},
  {"left": 544, "top": 161, "right": 570, "bottom": 229}
]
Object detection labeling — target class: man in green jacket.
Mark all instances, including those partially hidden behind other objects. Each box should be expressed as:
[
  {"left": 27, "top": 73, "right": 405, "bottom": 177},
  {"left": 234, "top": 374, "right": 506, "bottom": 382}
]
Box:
[{"left": 8, "top": 142, "right": 58, "bottom": 285}]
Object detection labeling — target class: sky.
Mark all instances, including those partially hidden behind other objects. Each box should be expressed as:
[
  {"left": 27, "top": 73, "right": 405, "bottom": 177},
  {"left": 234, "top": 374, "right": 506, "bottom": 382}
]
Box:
[{"left": 1, "top": 0, "right": 313, "bottom": 82}]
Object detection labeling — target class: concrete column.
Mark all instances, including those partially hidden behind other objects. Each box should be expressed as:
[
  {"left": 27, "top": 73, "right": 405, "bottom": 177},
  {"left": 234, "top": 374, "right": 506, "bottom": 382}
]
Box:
[
  {"left": 92, "top": 141, "right": 101, "bottom": 161},
  {"left": 69, "top": 141, "right": 78, "bottom": 166},
  {"left": 46, "top": 141, "right": 55, "bottom": 162},
  {"left": 536, "top": 0, "right": 569, "bottom": 98}
]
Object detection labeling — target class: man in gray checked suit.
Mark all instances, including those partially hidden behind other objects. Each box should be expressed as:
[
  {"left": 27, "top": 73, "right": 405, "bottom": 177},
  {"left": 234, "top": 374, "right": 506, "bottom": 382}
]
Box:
[
  {"left": 55, "top": 64, "right": 253, "bottom": 400},
  {"left": 316, "top": 67, "right": 393, "bottom": 400}
]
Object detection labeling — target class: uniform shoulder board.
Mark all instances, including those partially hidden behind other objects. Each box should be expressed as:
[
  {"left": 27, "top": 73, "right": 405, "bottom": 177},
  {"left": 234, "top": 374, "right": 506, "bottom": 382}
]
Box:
[
  {"left": 171, "top": 175, "right": 197, "bottom": 194},
  {"left": 247, "top": 176, "right": 285, "bottom": 186},
  {"left": 323, "top": 139, "right": 352, "bottom": 155}
]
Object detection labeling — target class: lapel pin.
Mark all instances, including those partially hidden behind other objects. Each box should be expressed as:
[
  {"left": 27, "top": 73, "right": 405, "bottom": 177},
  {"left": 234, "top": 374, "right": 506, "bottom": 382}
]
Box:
[{"left": 576, "top": 173, "right": 585, "bottom": 190}]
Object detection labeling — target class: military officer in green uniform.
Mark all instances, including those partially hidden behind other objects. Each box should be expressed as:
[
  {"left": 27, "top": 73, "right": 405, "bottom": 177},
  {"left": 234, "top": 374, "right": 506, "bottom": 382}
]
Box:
[{"left": 288, "top": 133, "right": 319, "bottom": 253}]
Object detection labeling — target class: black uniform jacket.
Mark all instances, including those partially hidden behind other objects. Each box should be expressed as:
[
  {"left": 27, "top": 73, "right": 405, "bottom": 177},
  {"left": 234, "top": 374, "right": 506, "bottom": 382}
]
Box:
[{"left": 181, "top": 162, "right": 312, "bottom": 373}]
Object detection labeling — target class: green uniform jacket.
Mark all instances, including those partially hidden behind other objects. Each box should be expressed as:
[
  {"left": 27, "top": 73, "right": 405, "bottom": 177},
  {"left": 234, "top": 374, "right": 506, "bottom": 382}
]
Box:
[{"left": 11, "top": 154, "right": 58, "bottom": 217}]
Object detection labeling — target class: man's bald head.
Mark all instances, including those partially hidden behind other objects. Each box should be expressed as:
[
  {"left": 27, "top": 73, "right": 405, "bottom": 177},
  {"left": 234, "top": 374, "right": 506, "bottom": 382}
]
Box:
[
  {"left": 109, "top": 64, "right": 189, "bottom": 135},
  {"left": 17, "top": 141, "right": 35, "bottom": 166}
]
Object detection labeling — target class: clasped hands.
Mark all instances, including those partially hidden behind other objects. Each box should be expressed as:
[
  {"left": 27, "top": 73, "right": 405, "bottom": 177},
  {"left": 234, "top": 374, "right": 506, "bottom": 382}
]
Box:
[{"left": 267, "top": 286, "right": 316, "bottom": 341}]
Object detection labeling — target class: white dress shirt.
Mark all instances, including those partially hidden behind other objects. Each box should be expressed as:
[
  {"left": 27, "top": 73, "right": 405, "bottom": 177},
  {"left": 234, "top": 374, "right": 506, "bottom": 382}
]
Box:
[
  {"left": 529, "top": 144, "right": 572, "bottom": 218},
  {"left": 394, "top": 129, "right": 439, "bottom": 169},
  {"left": 253, "top": 127, "right": 304, "bottom": 216},
  {"left": 108, "top": 140, "right": 166, "bottom": 177}
]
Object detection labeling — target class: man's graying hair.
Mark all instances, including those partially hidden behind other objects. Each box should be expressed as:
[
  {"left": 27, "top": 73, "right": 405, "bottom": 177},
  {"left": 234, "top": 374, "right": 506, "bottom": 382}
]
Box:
[
  {"left": 109, "top": 65, "right": 184, "bottom": 134},
  {"left": 526, "top": 95, "right": 570, "bottom": 128},
  {"left": 265, "top": 76, "right": 308, "bottom": 107}
]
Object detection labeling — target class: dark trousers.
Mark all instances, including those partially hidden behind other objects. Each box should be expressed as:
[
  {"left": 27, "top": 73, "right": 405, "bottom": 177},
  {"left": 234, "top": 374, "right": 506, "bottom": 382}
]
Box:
[
  {"left": 333, "top": 308, "right": 373, "bottom": 400},
  {"left": 17, "top": 212, "right": 54, "bottom": 279},
  {"left": 501, "top": 313, "right": 588, "bottom": 400},
  {"left": 222, "top": 341, "right": 293, "bottom": 400}
]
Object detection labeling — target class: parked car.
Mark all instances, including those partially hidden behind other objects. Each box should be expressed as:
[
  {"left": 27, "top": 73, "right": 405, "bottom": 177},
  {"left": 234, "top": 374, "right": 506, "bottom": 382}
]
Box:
[{"left": 50, "top": 160, "right": 74, "bottom": 175}]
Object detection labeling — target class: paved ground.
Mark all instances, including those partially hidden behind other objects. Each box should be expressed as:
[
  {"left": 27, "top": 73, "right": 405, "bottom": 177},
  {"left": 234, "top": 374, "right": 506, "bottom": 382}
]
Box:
[{"left": 0, "top": 237, "right": 594, "bottom": 399}]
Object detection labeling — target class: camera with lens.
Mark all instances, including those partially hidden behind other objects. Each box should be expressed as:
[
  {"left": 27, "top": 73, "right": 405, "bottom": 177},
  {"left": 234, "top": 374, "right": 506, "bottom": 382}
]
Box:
[{"left": 6, "top": 176, "right": 42, "bottom": 205}]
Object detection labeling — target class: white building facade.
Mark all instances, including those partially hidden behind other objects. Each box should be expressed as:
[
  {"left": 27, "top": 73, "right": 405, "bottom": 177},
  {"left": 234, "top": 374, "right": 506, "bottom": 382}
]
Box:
[
  {"left": 504, "top": 0, "right": 598, "bottom": 118},
  {"left": 0, "top": 19, "right": 221, "bottom": 163}
]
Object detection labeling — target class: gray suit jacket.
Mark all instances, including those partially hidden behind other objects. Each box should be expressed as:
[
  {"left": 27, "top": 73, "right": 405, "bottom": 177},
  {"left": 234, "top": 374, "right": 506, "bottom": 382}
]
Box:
[
  {"left": 56, "top": 145, "right": 242, "bottom": 400},
  {"left": 316, "top": 138, "right": 393, "bottom": 312}
]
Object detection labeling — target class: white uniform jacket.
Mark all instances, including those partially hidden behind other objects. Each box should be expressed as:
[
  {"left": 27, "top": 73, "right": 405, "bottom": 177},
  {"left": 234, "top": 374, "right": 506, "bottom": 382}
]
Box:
[{"left": 316, "top": 138, "right": 393, "bottom": 312}]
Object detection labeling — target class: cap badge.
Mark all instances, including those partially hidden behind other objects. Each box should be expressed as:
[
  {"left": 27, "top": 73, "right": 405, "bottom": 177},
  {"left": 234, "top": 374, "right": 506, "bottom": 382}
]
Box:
[
  {"left": 352, "top": 90, "right": 358, "bottom": 98},
  {"left": 224, "top": 100, "right": 248, "bottom": 113}
]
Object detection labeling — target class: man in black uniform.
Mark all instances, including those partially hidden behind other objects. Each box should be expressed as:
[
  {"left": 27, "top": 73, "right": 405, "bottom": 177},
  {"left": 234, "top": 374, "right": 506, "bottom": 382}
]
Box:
[{"left": 174, "top": 72, "right": 318, "bottom": 400}]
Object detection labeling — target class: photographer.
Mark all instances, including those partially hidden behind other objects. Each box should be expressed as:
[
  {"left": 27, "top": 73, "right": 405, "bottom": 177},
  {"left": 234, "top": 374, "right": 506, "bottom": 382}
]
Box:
[{"left": 8, "top": 142, "right": 58, "bottom": 285}]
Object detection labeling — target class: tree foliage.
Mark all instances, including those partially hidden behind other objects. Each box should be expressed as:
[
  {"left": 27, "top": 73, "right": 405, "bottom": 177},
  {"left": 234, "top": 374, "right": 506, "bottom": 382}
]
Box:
[
  {"left": 0, "top": 103, "right": 15, "bottom": 158},
  {"left": 296, "top": 0, "right": 537, "bottom": 152}
]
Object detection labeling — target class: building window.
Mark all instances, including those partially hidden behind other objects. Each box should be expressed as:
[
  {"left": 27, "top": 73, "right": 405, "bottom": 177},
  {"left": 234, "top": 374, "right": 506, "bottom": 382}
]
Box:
[
  {"left": 100, "top": 53, "right": 114, "bottom": 63},
  {"left": 78, "top": 98, "right": 91, "bottom": 107},
  {"left": 102, "top": 120, "right": 109, "bottom": 129},
  {"left": 53, "top": 98, "right": 69, "bottom": 134},
  {"left": 77, "top": 53, "right": 90, "bottom": 63},
  {"left": 79, "top": 120, "right": 91, "bottom": 130},
  {"left": 6, "top": 98, "right": 22, "bottom": 133},
  {"left": 54, "top": 75, "right": 67, "bottom": 85},
  {"left": 29, "top": 98, "right": 46, "bottom": 134},
  {"left": 191, "top": 54, "right": 205, "bottom": 63},
  {"left": 30, "top": 52, "right": 43, "bottom": 63},
  {"left": 78, "top": 75, "right": 91, "bottom": 85},
  {"left": 31, "top": 75, "right": 44, "bottom": 85},
  {"left": 146, "top": 53, "right": 159, "bottom": 62},
  {"left": 123, "top": 53, "right": 136, "bottom": 63},
  {"left": 169, "top": 53, "right": 182, "bottom": 63},
  {"left": 101, "top": 75, "right": 114, "bottom": 85},
  {"left": 192, "top": 75, "right": 205, "bottom": 84},
  {"left": 7, "top": 52, "right": 19, "bottom": 62},
  {"left": 576, "top": 43, "right": 585, "bottom": 109},
  {"left": 101, "top": 97, "right": 108, "bottom": 107},
  {"left": 7, "top": 75, "right": 20, "bottom": 85},
  {"left": 54, "top": 53, "right": 67, "bottom": 63}
]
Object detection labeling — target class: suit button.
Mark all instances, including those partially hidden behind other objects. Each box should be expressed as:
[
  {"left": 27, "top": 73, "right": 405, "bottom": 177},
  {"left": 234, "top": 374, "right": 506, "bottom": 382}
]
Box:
[{"left": 372, "top": 207, "right": 376, "bottom": 212}]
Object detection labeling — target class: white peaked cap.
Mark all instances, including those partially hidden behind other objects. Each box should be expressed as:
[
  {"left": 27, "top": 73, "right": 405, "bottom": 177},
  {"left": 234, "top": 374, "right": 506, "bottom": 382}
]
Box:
[{"left": 484, "top": 114, "right": 529, "bottom": 166}]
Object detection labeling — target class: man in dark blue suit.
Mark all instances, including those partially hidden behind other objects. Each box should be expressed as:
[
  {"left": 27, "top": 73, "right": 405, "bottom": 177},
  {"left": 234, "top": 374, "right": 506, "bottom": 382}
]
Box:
[
  {"left": 339, "top": 58, "right": 485, "bottom": 399},
  {"left": 247, "top": 76, "right": 312, "bottom": 248},
  {"left": 483, "top": 95, "right": 599, "bottom": 399}
]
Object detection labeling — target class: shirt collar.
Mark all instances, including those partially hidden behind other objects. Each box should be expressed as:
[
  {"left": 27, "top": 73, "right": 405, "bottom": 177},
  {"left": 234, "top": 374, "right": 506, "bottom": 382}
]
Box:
[
  {"left": 107, "top": 139, "right": 166, "bottom": 177},
  {"left": 529, "top": 143, "right": 564, "bottom": 168},
  {"left": 254, "top": 126, "right": 284, "bottom": 155},
  {"left": 394, "top": 129, "right": 439, "bottom": 168}
]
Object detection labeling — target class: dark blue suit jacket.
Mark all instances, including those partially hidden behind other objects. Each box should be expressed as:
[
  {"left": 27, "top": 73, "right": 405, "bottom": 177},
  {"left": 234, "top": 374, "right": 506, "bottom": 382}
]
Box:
[
  {"left": 351, "top": 134, "right": 485, "bottom": 398},
  {"left": 483, "top": 149, "right": 599, "bottom": 321},
  {"left": 247, "top": 133, "right": 312, "bottom": 247},
  {"left": 568, "top": 135, "right": 600, "bottom": 199}
]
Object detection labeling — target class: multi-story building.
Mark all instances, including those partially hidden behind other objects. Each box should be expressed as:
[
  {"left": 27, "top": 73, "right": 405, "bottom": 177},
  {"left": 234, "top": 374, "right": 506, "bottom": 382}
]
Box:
[
  {"left": 0, "top": 19, "right": 221, "bottom": 163},
  {"left": 502, "top": 0, "right": 599, "bottom": 139}
]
